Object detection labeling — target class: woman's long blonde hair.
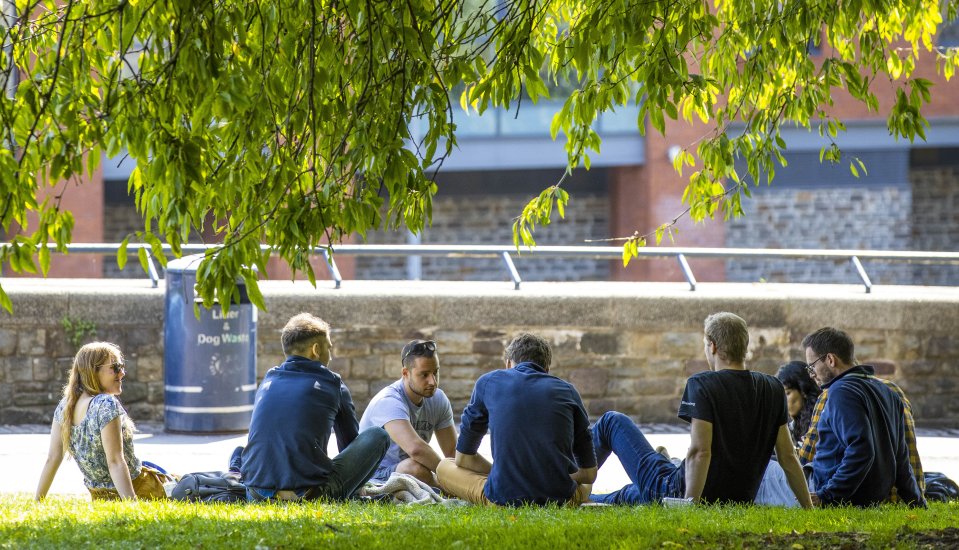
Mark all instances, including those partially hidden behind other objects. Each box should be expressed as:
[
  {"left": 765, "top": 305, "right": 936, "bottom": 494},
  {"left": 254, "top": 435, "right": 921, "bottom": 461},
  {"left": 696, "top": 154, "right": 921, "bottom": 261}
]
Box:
[{"left": 59, "top": 342, "right": 134, "bottom": 455}]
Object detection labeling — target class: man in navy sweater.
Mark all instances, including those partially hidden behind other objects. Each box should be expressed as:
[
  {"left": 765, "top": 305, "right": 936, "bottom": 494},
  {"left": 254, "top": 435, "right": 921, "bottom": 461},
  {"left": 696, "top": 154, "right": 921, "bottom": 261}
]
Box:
[
  {"left": 436, "top": 333, "right": 597, "bottom": 505},
  {"left": 803, "top": 327, "right": 925, "bottom": 507},
  {"left": 241, "top": 313, "right": 389, "bottom": 501}
]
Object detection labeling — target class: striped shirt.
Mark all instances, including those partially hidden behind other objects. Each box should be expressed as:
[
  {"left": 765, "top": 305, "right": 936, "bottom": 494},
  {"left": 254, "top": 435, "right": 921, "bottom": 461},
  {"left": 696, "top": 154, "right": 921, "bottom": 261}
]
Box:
[{"left": 798, "top": 369, "right": 924, "bottom": 501}]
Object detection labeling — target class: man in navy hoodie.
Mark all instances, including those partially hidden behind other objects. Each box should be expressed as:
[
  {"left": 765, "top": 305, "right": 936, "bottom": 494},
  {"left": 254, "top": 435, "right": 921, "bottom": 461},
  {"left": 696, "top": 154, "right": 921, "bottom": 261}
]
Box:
[
  {"left": 436, "top": 333, "right": 597, "bottom": 505},
  {"left": 803, "top": 327, "right": 925, "bottom": 507},
  {"left": 241, "top": 313, "right": 389, "bottom": 501}
]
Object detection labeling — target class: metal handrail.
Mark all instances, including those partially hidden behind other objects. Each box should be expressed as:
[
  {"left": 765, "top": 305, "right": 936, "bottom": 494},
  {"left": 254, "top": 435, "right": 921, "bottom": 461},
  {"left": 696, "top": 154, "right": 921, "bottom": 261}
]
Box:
[{"left": 4, "top": 243, "right": 959, "bottom": 292}]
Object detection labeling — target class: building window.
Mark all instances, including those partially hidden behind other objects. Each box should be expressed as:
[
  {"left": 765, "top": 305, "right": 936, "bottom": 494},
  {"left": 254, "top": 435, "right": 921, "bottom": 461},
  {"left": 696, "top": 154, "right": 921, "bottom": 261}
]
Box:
[{"left": 938, "top": 16, "right": 959, "bottom": 48}]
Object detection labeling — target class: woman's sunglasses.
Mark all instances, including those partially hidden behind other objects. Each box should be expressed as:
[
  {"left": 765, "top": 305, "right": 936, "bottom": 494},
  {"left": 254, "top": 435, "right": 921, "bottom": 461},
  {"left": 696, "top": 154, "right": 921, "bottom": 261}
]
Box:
[{"left": 101, "top": 362, "right": 126, "bottom": 375}]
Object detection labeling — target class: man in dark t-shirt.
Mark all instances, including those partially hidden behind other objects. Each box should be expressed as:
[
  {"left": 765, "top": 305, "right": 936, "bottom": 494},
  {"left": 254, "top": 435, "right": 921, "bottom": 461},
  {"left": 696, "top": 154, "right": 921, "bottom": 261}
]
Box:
[{"left": 590, "top": 312, "right": 812, "bottom": 506}]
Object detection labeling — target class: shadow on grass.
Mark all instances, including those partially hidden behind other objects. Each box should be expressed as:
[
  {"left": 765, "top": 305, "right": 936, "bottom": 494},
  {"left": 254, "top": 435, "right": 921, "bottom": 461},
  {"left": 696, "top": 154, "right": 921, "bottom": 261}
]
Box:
[{"left": 715, "top": 527, "right": 959, "bottom": 549}]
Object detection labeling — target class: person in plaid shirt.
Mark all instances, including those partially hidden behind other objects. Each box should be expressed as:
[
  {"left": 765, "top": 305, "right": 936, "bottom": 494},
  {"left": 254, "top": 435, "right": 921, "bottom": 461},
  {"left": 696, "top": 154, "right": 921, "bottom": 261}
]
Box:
[
  {"left": 800, "top": 327, "right": 925, "bottom": 507},
  {"left": 798, "top": 383, "right": 925, "bottom": 500}
]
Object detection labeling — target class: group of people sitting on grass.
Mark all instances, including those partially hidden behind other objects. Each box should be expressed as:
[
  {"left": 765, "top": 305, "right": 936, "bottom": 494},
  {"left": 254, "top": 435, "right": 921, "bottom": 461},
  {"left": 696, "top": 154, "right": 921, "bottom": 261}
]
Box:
[{"left": 35, "top": 311, "right": 932, "bottom": 508}]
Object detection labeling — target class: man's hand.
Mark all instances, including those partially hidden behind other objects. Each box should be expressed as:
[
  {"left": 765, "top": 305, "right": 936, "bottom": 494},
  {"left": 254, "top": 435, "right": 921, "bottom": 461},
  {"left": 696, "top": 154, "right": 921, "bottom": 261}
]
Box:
[
  {"left": 455, "top": 450, "right": 492, "bottom": 474},
  {"left": 809, "top": 493, "right": 821, "bottom": 507},
  {"left": 570, "top": 466, "right": 597, "bottom": 485},
  {"left": 574, "top": 483, "right": 592, "bottom": 504}
]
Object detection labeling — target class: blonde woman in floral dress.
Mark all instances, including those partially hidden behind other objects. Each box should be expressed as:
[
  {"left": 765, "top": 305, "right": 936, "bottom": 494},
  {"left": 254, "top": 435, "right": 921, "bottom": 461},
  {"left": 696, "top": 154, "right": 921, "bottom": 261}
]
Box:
[{"left": 35, "top": 342, "right": 171, "bottom": 500}]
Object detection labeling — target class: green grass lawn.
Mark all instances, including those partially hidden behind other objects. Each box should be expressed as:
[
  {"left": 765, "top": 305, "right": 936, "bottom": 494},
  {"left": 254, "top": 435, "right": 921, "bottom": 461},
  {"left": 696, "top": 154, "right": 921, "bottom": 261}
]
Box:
[{"left": 2, "top": 496, "right": 956, "bottom": 549}]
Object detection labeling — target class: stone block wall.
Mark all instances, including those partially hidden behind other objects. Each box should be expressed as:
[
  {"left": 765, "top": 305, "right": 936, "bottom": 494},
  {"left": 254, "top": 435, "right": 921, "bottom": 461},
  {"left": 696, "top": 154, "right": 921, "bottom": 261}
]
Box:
[
  {"left": 725, "top": 186, "right": 914, "bottom": 284},
  {"left": 102, "top": 192, "right": 611, "bottom": 282},
  {"left": 0, "top": 283, "right": 166, "bottom": 424},
  {"left": 357, "top": 193, "right": 611, "bottom": 281},
  {"left": 3, "top": 280, "right": 958, "bottom": 429},
  {"left": 910, "top": 166, "right": 959, "bottom": 286},
  {"left": 725, "top": 160, "right": 959, "bottom": 286}
]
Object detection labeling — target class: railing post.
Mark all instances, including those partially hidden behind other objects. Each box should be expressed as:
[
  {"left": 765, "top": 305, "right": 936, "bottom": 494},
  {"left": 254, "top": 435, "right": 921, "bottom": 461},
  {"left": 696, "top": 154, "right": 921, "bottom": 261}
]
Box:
[
  {"left": 850, "top": 256, "right": 872, "bottom": 294},
  {"left": 500, "top": 251, "right": 522, "bottom": 290},
  {"left": 676, "top": 253, "right": 697, "bottom": 291},
  {"left": 144, "top": 248, "right": 160, "bottom": 288},
  {"left": 322, "top": 249, "right": 343, "bottom": 289}
]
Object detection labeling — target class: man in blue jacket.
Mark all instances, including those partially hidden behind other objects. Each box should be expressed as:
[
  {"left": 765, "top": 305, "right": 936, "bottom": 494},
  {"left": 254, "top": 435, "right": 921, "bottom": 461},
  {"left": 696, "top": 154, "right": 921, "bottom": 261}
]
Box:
[
  {"left": 436, "top": 333, "right": 597, "bottom": 505},
  {"left": 241, "top": 313, "right": 389, "bottom": 501},
  {"left": 803, "top": 327, "right": 925, "bottom": 507}
]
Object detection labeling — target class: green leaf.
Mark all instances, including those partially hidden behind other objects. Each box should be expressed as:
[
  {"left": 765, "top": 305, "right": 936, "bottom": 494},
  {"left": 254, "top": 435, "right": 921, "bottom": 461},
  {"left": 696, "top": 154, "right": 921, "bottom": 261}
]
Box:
[
  {"left": 137, "top": 247, "right": 149, "bottom": 275},
  {"left": 241, "top": 271, "right": 266, "bottom": 311},
  {"left": 118, "top": 237, "right": 130, "bottom": 271},
  {"left": 0, "top": 284, "right": 11, "bottom": 314},
  {"left": 38, "top": 244, "right": 50, "bottom": 276}
]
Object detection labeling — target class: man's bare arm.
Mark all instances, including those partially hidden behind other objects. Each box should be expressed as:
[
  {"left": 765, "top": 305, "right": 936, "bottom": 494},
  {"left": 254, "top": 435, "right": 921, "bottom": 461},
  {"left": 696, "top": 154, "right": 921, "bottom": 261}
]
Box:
[
  {"left": 435, "top": 425, "right": 457, "bottom": 459},
  {"left": 684, "top": 418, "right": 713, "bottom": 503},
  {"left": 384, "top": 419, "right": 443, "bottom": 471},
  {"left": 774, "top": 424, "right": 814, "bottom": 508}
]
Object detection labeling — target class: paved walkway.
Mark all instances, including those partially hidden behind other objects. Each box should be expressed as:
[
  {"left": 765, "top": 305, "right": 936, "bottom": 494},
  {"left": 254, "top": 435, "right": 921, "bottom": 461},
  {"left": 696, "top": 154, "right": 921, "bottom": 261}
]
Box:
[{"left": 5, "top": 424, "right": 957, "bottom": 498}]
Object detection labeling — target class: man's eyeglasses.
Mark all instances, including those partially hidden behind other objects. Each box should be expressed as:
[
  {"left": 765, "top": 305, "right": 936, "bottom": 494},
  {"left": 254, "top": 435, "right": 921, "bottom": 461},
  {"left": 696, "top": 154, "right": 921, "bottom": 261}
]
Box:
[
  {"left": 102, "top": 362, "right": 126, "bottom": 375},
  {"left": 806, "top": 355, "right": 826, "bottom": 376},
  {"left": 402, "top": 340, "right": 436, "bottom": 361}
]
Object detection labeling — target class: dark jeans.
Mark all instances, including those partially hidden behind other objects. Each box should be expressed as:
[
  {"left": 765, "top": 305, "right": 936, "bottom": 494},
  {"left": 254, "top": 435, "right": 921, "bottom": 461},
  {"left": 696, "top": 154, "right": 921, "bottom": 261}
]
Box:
[
  {"left": 247, "top": 427, "right": 390, "bottom": 502},
  {"left": 590, "top": 411, "right": 682, "bottom": 504}
]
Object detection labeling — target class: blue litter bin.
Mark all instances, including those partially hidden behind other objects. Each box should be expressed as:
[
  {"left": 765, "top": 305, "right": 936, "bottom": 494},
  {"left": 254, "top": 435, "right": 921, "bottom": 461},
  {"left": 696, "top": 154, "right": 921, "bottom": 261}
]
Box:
[{"left": 163, "top": 254, "right": 257, "bottom": 433}]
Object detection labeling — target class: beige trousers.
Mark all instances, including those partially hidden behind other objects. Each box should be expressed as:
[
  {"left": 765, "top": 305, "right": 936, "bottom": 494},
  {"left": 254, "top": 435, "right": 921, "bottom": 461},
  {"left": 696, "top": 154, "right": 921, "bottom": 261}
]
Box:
[
  {"left": 436, "top": 458, "right": 589, "bottom": 506},
  {"left": 437, "top": 458, "right": 492, "bottom": 505}
]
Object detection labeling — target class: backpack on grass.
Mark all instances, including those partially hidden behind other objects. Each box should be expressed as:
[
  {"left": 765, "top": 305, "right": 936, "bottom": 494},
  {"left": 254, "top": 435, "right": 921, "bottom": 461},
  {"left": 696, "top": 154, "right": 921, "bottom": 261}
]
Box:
[
  {"left": 170, "top": 471, "right": 247, "bottom": 503},
  {"left": 924, "top": 472, "right": 959, "bottom": 503}
]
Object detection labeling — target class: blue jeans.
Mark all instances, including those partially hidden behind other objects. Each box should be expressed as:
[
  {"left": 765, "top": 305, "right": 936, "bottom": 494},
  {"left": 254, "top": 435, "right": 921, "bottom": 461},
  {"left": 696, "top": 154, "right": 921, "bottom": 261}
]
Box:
[
  {"left": 371, "top": 462, "right": 397, "bottom": 483},
  {"left": 590, "top": 411, "right": 683, "bottom": 504},
  {"left": 247, "top": 427, "right": 390, "bottom": 501}
]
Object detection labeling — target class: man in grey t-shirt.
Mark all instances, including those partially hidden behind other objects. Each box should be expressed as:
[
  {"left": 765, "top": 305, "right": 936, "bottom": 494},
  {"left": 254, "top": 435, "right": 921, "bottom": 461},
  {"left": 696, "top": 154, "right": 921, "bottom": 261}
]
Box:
[{"left": 359, "top": 340, "right": 456, "bottom": 485}]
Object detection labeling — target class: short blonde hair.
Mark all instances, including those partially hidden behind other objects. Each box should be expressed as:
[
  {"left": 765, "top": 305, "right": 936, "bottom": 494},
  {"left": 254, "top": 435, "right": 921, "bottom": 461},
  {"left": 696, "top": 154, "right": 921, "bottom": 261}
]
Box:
[{"left": 703, "top": 312, "right": 749, "bottom": 364}]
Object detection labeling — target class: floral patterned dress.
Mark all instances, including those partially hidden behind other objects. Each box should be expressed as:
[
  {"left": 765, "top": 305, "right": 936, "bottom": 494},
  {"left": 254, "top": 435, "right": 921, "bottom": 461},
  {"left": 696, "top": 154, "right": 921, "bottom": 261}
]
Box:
[{"left": 54, "top": 394, "right": 142, "bottom": 489}]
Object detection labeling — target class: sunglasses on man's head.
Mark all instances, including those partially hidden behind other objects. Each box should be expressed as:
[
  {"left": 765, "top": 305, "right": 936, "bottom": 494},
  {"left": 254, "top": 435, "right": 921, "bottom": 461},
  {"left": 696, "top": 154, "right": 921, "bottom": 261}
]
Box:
[{"left": 402, "top": 340, "right": 436, "bottom": 361}]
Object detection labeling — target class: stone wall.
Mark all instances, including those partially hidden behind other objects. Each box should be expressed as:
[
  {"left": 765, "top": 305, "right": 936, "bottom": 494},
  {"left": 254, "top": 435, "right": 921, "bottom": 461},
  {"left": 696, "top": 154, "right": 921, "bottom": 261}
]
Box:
[
  {"left": 357, "top": 193, "right": 611, "bottom": 281},
  {"left": 101, "top": 191, "right": 611, "bottom": 283},
  {"left": 0, "top": 282, "right": 165, "bottom": 424},
  {"left": 910, "top": 166, "right": 959, "bottom": 286},
  {"left": 725, "top": 156, "right": 959, "bottom": 286},
  {"left": 724, "top": 186, "right": 914, "bottom": 284},
  {"left": 2, "top": 280, "right": 959, "bottom": 429}
]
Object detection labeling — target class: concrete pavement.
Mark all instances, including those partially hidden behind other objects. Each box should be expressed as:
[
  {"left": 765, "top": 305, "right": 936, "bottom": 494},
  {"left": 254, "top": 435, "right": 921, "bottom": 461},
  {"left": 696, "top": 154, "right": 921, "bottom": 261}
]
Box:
[{"left": 4, "top": 424, "right": 957, "bottom": 498}]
